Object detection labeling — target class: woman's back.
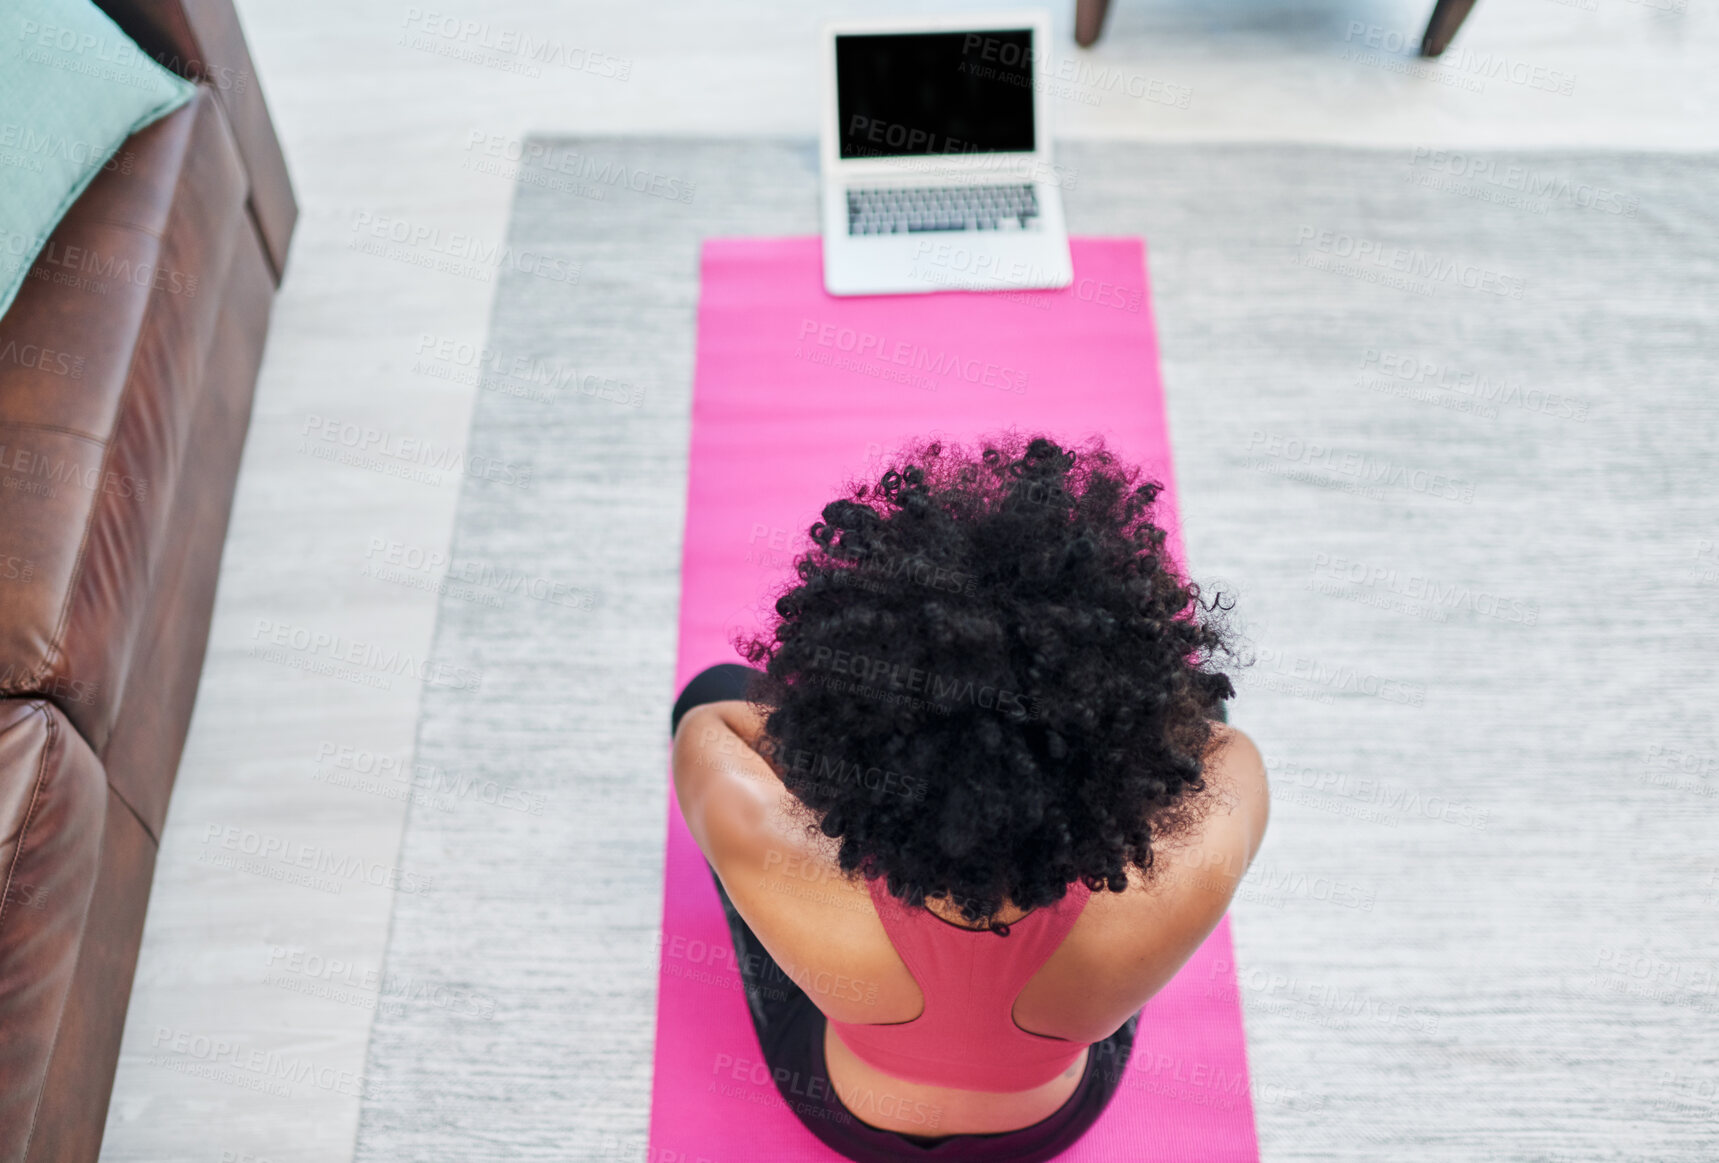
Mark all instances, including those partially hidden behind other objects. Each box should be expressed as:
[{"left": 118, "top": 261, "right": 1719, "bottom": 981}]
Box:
[
  {"left": 825, "top": 875, "right": 1095, "bottom": 1092},
  {"left": 693, "top": 698, "right": 1269, "bottom": 1135}
]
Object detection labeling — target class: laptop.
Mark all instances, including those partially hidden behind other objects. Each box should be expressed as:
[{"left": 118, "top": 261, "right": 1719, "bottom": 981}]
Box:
[{"left": 820, "top": 12, "right": 1073, "bottom": 297}]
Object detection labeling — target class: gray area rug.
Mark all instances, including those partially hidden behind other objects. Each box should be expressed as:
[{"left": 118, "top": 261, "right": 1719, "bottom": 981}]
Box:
[{"left": 351, "top": 139, "right": 1719, "bottom": 1163}]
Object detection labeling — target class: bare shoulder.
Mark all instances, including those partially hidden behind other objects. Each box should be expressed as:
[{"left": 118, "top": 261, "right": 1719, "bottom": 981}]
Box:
[
  {"left": 1057, "top": 724, "right": 1270, "bottom": 1028},
  {"left": 671, "top": 699, "right": 814, "bottom": 867},
  {"left": 1139, "top": 723, "right": 1268, "bottom": 905},
  {"left": 1199, "top": 723, "right": 1271, "bottom": 856},
  {"left": 671, "top": 701, "right": 895, "bottom": 1007}
]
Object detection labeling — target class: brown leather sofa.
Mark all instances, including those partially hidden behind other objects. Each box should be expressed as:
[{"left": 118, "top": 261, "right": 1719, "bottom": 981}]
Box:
[{"left": 0, "top": 2, "right": 295, "bottom": 1159}]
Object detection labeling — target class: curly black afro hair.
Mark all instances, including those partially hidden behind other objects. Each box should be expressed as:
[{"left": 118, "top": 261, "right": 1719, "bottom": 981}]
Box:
[{"left": 738, "top": 432, "right": 1240, "bottom": 927}]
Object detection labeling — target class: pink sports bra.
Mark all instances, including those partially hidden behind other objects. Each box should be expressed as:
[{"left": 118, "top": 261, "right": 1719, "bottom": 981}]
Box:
[{"left": 825, "top": 876, "right": 1094, "bottom": 1093}]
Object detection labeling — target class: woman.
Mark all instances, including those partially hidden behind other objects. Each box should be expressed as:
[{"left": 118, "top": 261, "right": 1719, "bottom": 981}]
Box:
[{"left": 670, "top": 434, "right": 1269, "bottom": 1162}]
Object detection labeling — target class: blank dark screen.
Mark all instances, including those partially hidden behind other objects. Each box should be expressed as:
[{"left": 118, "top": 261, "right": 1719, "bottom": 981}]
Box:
[{"left": 835, "top": 30, "right": 1036, "bottom": 159}]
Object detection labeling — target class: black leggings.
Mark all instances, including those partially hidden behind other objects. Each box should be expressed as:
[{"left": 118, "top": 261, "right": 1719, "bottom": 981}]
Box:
[{"left": 672, "top": 663, "right": 1144, "bottom": 1162}]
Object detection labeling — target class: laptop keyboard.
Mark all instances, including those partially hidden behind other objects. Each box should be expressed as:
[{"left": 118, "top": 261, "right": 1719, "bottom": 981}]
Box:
[{"left": 847, "top": 184, "right": 1040, "bottom": 235}]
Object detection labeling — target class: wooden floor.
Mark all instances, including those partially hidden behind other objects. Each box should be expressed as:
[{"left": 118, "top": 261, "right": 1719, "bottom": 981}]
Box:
[{"left": 98, "top": 1, "right": 1717, "bottom": 1160}]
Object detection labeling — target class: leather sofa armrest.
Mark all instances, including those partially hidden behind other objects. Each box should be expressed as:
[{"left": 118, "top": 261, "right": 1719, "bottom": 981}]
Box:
[
  {"left": 0, "top": 700, "right": 107, "bottom": 1162},
  {"left": 95, "top": 0, "right": 297, "bottom": 282}
]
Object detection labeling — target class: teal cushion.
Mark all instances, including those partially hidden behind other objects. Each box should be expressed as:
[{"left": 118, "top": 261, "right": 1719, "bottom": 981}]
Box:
[{"left": 0, "top": 0, "right": 195, "bottom": 321}]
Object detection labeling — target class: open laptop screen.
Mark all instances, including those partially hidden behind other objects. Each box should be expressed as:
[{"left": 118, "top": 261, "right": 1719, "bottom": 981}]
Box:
[{"left": 835, "top": 30, "right": 1036, "bottom": 159}]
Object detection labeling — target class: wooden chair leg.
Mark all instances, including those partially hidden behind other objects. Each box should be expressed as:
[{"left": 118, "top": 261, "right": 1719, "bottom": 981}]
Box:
[
  {"left": 1420, "top": 0, "right": 1479, "bottom": 57},
  {"left": 1075, "top": 0, "right": 1114, "bottom": 48}
]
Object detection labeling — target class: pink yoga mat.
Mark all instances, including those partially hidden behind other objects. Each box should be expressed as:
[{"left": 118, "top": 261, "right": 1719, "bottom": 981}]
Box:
[{"left": 653, "top": 237, "right": 1259, "bottom": 1162}]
